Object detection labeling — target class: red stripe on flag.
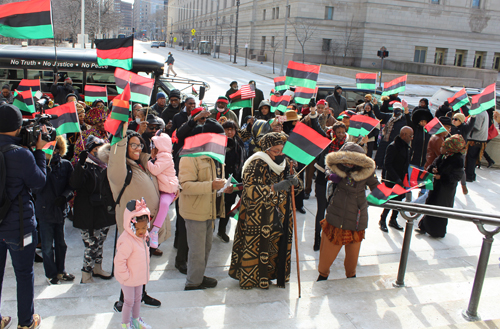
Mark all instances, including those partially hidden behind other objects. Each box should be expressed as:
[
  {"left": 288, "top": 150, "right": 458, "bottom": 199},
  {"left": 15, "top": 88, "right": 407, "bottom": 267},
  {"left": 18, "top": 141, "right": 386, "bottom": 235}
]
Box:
[
  {"left": 447, "top": 88, "right": 467, "bottom": 104},
  {"left": 384, "top": 75, "right": 407, "bottom": 89},
  {"left": 287, "top": 61, "right": 321, "bottom": 74},
  {"left": 96, "top": 46, "right": 133, "bottom": 60},
  {"left": 18, "top": 79, "right": 41, "bottom": 88},
  {"left": 292, "top": 122, "right": 332, "bottom": 149},
  {"left": 471, "top": 83, "right": 496, "bottom": 105},
  {"left": 229, "top": 89, "right": 241, "bottom": 100},
  {"left": 183, "top": 133, "right": 227, "bottom": 149},
  {"left": 115, "top": 83, "right": 131, "bottom": 102},
  {"left": 85, "top": 85, "right": 107, "bottom": 93},
  {"left": 274, "top": 76, "right": 286, "bottom": 83},
  {"left": 45, "top": 102, "right": 77, "bottom": 117},
  {"left": 0, "top": 0, "right": 50, "bottom": 19},
  {"left": 114, "top": 68, "right": 155, "bottom": 89},
  {"left": 355, "top": 73, "right": 377, "bottom": 80}
]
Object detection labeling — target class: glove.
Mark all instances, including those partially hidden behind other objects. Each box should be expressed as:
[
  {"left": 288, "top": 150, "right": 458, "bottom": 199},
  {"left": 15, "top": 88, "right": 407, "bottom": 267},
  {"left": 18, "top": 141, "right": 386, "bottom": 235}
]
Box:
[
  {"left": 54, "top": 196, "right": 66, "bottom": 208},
  {"left": 308, "top": 97, "right": 316, "bottom": 108},
  {"left": 78, "top": 150, "right": 88, "bottom": 166},
  {"left": 286, "top": 175, "right": 300, "bottom": 186},
  {"left": 273, "top": 180, "right": 293, "bottom": 192}
]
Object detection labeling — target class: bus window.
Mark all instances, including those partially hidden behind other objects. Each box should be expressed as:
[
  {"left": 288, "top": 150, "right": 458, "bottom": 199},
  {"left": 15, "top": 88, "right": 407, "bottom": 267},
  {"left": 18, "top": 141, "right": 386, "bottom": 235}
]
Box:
[
  {"left": 0, "top": 69, "right": 24, "bottom": 90},
  {"left": 27, "top": 69, "right": 54, "bottom": 92},
  {"left": 87, "top": 72, "right": 114, "bottom": 84},
  {"left": 51, "top": 71, "right": 83, "bottom": 94}
]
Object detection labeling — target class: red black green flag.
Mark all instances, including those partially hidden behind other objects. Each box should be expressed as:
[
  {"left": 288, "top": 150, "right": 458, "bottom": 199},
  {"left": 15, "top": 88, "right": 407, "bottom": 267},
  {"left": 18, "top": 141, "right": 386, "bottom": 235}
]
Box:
[
  {"left": 228, "top": 85, "right": 253, "bottom": 110},
  {"left": 270, "top": 95, "right": 291, "bottom": 113},
  {"left": 447, "top": 88, "right": 469, "bottom": 111},
  {"left": 84, "top": 85, "right": 108, "bottom": 105},
  {"left": 282, "top": 122, "right": 332, "bottom": 165},
  {"left": 0, "top": 0, "right": 53, "bottom": 39},
  {"left": 347, "top": 115, "right": 380, "bottom": 137},
  {"left": 294, "top": 86, "right": 318, "bottom": 105},
  {"left": 179, "top": 133, "right": 228, "bottom": 164},
  {"left": 17, "top": 79, "right": 41, "bottom": 96},
  {"left": 114, "top": 68, "right": 154, "bottom": 105},
  {"left": 274, "top": 76, "right": 289, "bottom": 92},
  {"left": 424, "top": 117, "right": 447, "bottom": 135},
  {"left": 382, "top": 75, "right": 407, "bottom": 96},
  {"left": 41, "top": 140, "right": 56, "bottom": 155},
  {"left": 356, "top": 73, "right": 377, "bottom": 90},
  {"left": 403, "top": 166, "right": 434, "bottom": 190},
  {"left": 45, "top": 102, "right": 80, "bottom": 135},
  {"left": 110, "top": 83, "right": 131, "bottom": 122},
  {"left": 95, "top": 36, "right": 133, "bottom": 70},
  {"left": 366, "top": 183, "right": 408, "bottom": 205},
  {"left": 104, "top": 113, "right": 125, "bottom": 146},
  {"left": 469, "top": 83, "right": 496, "bottom": 116},
  {"left": 13, "top": 90, "right": 35, "bottom": 114},
  {"left": 285, "top": 61, "right": 320, "bottom": 90}
]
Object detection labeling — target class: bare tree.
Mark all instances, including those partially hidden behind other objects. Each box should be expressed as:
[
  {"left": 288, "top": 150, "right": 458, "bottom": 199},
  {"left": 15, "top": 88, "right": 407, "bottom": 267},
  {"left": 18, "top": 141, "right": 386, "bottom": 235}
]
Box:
[
  {"left": 266, "top": 38, "right": 282, "bottom": 74},
  {"left": 290, "top": 18, "right": 317, "bottom": 64},
  {"left": 340, "top": 17, "right": 362, "bottom": 65}
]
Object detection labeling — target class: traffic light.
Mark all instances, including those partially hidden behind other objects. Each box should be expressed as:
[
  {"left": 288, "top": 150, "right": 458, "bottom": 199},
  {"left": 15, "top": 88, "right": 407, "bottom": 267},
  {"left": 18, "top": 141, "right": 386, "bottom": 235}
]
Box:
[{"left": 377, "top": 50, "right": 389, "bottom": 58}]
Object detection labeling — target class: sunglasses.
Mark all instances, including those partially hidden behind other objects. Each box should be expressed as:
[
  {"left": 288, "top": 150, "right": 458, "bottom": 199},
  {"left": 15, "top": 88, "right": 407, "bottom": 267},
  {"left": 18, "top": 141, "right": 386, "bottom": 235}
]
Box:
[
  {"left": 148, "top": 125, "right": 161, "bottom": 130},
  {"left": 452, "top": 118, "right": 460, "bottom": 121}
]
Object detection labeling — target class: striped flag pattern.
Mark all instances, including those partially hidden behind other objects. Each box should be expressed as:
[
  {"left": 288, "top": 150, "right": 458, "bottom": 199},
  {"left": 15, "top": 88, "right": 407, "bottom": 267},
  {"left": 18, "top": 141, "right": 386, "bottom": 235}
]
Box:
[
  {"left": 356, "top": 73, "right": 377, "bottom": 90},
  {"left": 17, "top": 79, "right": 41, "bottom": 96},
  {"left": 85, "top": 85, "right": 108, "bottom": 105},
  {"left": 294, "top": 86, "right": 318, "bottom": 105},
  {"left": 447, "top": 88, "right": 469, "bottom": 111},
  {"left": 382, "top": 75, "right": 407, "bottom": 96},
  {"left": 179, "top": 133, "right": 228, "bottom": 164},
  {"left": 469, "top": 83, "right": 496, "bottom": 116},
  {"left": 0, "top": 0, "right": 53, "bottom": 39},
  {"left": 45, "top": 102, "right": 80, "bottom": 135},
  {"left": 274, "top": 76, "right": 289, "bottom": 92},
  {"left": 285, "top": 61, "right": 320, "bottom": 89},
  {"left": 13, "top": 90, "right": 35, "bottom": 114},
  {"left": 114, "top": 68, "right": 154, "bottom": 105},
  {"left": 270, "top": 94, "right": 291, "bottom": 113},
  {"left": 424, "top": 117, "right": 447, "bottom": 135},
  {"left": 282, "top": 122, "right": 332, "bottom": 165},
  {"left": 95, "top": 36, "right": 133, "bottom": 70}
]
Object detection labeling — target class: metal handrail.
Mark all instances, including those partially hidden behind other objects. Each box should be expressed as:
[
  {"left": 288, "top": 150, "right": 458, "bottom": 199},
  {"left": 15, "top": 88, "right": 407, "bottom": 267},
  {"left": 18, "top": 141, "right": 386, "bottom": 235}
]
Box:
[{"left": 369, "top": 200, "right": 500, "bottom": 322}]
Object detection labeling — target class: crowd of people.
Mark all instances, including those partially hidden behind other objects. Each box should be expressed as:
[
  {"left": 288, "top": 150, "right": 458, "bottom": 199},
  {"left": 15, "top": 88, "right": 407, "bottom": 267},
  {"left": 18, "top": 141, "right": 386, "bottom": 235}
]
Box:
[{"left": 0, "top": 76, "right": 498, "bottom": 329}]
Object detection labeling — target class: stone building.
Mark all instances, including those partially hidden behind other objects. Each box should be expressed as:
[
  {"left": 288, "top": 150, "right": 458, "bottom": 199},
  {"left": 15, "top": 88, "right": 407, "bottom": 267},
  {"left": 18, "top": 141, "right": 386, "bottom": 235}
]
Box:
[
  {"left": 133, "top": 0, "right": 167, "bottom": 40},
  {"left": 168, "top": 0, "right": 500, "bottom": 71}
]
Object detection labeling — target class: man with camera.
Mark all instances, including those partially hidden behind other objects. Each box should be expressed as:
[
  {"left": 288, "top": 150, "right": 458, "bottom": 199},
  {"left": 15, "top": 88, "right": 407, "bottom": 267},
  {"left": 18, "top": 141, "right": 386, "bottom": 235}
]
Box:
[
  {"left": 51, "top": 75, "right": 81, "bottom": 106},
  {"left": 0, "top": 104, "right": 47, "bottom": 329}
]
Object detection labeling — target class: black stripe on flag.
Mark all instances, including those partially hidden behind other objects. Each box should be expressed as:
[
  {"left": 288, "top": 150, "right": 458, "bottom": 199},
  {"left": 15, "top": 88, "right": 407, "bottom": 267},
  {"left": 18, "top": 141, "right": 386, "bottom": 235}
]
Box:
[
  {"left": 287, "top": 131, "right": 322, "bottom": 157},
  {"left": 180, "top": 142, "right": 226, "bottom": 156},
  {"left": 0, "top": 11, "right": 51, "bottom": 27},
  {"left": 356, "top": 78, "right": 376, "bottom": 84},
  {"left": 51, "top": 113, "right": 78, "bottom": 129},
  {"left": 95, "top": 36, "right": 133, "bottom": 50},
  {"left": 384, "top": 80, "right": 406, "bottom": 91},
  {"left": 115, "top": 76, "right": 152, "bottom": 96},
  {"left": 286, "top": 68, "right": 319, "bottom": 81},
  {"left": 85, "top": 90, "right": 107, "bottom": 97}
]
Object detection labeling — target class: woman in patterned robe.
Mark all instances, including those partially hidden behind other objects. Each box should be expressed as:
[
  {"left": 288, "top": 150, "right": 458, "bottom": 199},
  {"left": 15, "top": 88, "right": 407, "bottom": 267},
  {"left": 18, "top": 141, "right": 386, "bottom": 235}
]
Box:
[{"left": 229, "top": 132, "right": 301, "bottom": 289}]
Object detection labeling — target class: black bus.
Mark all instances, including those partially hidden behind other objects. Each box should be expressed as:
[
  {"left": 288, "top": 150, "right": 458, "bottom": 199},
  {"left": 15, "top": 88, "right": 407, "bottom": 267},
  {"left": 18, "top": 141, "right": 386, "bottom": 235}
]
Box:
[{"left": 0, "top": 45, "right": 174, "bottom": 105}]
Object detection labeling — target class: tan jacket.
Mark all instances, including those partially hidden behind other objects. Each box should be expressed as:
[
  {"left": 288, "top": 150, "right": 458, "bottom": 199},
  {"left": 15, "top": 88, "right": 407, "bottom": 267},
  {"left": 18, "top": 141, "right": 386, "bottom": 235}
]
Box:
[
  {"left": 178, "top": 155, "right": 225, "bottom": 221},
  {"left": 104, "top": 138, "right": 171, "bottom": 244}
]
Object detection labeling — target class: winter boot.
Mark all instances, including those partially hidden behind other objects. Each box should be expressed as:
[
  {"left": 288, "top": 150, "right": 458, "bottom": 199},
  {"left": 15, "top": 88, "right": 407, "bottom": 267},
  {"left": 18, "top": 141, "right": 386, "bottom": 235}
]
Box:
[
  {"left": 93, "top": 263, "right": 112, "bottom": 280},
  {"left": 313, "top": 232, "right": 321, "bottom": 251},
  {"left": 81, "top": 270, "right": 95, "bottom": 284},
  {"left": 317, "top": 275, "right": 328, "bottom": 281},
  {"left": 379, "top": 218, "right": 388, "bottom": 232},
  {"left": 388, "top": 212, "right": 404, "bottom": 231}
]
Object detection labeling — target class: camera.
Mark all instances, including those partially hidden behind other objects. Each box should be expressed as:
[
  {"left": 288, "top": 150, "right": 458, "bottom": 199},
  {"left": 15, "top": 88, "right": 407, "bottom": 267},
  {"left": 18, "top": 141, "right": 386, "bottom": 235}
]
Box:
[{"left": 20, "top": 114, "right": 58, "bottom": 148}]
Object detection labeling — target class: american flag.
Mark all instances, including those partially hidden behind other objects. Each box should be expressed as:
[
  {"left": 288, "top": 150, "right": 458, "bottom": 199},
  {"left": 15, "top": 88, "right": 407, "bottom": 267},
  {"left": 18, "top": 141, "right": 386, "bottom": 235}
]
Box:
[{"left": 240, "top": 84, "right": 256, "bottom": 99}]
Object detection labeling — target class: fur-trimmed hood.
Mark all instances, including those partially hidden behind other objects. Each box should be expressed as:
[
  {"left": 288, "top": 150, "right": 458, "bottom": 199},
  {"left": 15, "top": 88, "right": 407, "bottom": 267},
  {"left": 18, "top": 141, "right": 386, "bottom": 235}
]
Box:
[
  {"left": 97, "top": 143, "right": 111, "bottom": 164},
  {"left": 325, "top": 143, "right": 375, "bottom": 181}
]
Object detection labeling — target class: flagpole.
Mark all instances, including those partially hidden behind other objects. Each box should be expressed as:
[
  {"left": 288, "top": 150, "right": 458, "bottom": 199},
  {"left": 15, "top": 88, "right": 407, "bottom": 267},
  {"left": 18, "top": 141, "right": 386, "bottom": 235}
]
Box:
[
  {"left": 251, "top": 97, "right": 254, "bottom": 117},
  {"left": 50, "top": 0, "right": 58, "bottom": 66},
  {"left": 403, "top": 74, "right": 408, "bottom": 98},
  {"left": 374, "top": 72, "right": 378, "bottom": 95},
  {"left": 290, "top": 165, "right": 301, "bottom": 298}
]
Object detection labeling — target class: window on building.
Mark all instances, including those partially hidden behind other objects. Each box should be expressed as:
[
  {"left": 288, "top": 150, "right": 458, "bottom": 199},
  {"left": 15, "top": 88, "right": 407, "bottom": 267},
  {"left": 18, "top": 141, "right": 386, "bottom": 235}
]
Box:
[
  {"left": 325, "top": 6, "right": 334, "bottom": 20},
  {"left": 431, "top": 0, "right": 439, "bottom": 3},
  {"left": 224, "top": 0, "right": 227, "bottom": 9},
  {"left": 271, "top": 36, "right": 275, "bottom": 47},
  {"left": 230, "top": 14, "right": 233, "bottom": 24},
  {"left": 472, "top": 0, "right": 480, "bottom": 8},
  {"left": 434, "top": 48, "right": 446, "bottom": 65},
  {"left": 414, "top": 46, "right": 427, "bottom": 63},
  {"left": 232, "top": 0, "right": 235, "bottom": 6},
  {"left": 322, "top": 39, "right": 331, "bottom": 52},
  {"left": 261, "top": 36, "right": 266, "bottom": 51},
  {"left": 272, "top": 8, "right": 275, "bottom": 19},
  {"left": 285, "top": 36, "right": 288, "bottom": 48},
  {"left": 222, "top": 16, "right": 225, "bottom": 24},
  {"left": 286, "top": 5, "right": 291, "bottom": 18},
  {"left": 454, "top": 50, "right": 467, "bottom": 67},
  {"left": 493, "top": 53, "right": 500, "bottom": 71},
  {"left": 263, "top": 9, "right": 266, "bottom": 20},
  {"left": 474, "top": 51, "right": 486, "bottom": 68},
  {"left": 276, "top": 7, "right": 279, "bottom": 19}
]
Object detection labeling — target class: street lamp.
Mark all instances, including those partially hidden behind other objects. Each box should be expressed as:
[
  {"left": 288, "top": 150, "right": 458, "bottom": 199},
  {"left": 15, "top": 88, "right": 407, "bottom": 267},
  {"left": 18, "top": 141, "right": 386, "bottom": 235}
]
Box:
[{"left": 233, "top": 0, "right": 240, "bottom": 64}]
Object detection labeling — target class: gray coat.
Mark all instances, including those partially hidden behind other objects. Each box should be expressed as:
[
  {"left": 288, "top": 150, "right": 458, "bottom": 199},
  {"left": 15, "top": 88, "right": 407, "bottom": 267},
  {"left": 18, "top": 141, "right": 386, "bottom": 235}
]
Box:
[
  {"left": 467, "top": 110, "right": 488, "bottom": 142},
  {"left": 325, "top": 143, "right": 380, "bottom": 231},
  {"left": 325, "top": 94, "right": 347, "bottom": 118}
]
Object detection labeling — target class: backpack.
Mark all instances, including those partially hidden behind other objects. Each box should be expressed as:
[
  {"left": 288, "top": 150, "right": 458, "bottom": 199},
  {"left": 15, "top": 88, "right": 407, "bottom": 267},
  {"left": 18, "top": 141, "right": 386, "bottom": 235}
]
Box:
[
  {"left": 99, "top": 165, "right": 133, "bottom": 216},
  {"left": 0, "top": 144, "right": 21, "bottom": 223}
]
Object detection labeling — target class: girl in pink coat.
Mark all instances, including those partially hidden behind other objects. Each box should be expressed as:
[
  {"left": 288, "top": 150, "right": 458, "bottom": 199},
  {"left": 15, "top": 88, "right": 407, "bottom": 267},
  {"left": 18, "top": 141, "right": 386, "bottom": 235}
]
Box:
[
  {"left": 147, "top": 133, "right": 179, "bottom": 248},
  {"left": 114, "top": 199, "right": 152, "bottom": 329}
]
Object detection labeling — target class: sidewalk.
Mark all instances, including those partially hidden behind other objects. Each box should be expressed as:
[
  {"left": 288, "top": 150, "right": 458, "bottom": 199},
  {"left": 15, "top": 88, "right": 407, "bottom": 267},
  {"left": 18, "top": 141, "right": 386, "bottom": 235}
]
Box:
[{"left": 1, "top": 163, "right": 498, "bottom": 328}]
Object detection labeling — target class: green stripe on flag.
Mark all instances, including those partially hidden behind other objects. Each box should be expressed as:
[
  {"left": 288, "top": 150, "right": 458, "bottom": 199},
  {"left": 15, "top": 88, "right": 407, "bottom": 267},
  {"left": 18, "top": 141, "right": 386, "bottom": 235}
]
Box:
[
  {"left": 470, "top": 99, "right": 496, "bottom": 115},
  {"left": 116, "top": 88, "right": 150, "bottom": 105},
  {"left": 85, "top": 96, "right": 102, "bottom": 106},
  {"left": 382, "top": 85, "right": 406, "bottom": 96},
  {"left": 56, "top": 122, "right": 80, "bottom": 135},
  {"left": 284, "top": 77, "right": 317, "bottom": 89},
  {"left": 294, "top": 96, "right": 310, "bottom": 105},
  {"left": 0, "top": 24, "right": 53, "bottom": 39},
  {"left": 97, "top": 58, "right": 133, "bottom": 70},
  {"left": 228, "top": 99, "right": 252, "bottom": 110},
  {"left": 180, "top": 152, "right": 225, "bottom": 164},
  {"left": 452, "top": 98, "right": 469, "bottom": 111},
  {"left": 282, "top": 141, "right": 315, "bottom": 165},
  {"left": 347, "top": 127, "right": 371, "bottom": 137},
  {"left": 111, "top": 112, "right": 129, "bottom": 122},
  {"left": 356, "top": 83, "right": 376, "bottom": 90}
]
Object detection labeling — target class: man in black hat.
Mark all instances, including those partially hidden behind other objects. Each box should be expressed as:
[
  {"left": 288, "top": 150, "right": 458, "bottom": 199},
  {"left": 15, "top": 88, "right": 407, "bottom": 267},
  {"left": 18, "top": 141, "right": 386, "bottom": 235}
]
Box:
[
  {"left": 0, "top": 104, "right": 47, "bottom": 329},
  {"left": 160, "top": 89, "right": 182, "bottom": 131},
  {"left": 142, "top": 114, "right": 162, "bottom": 153},
  {"left": 0, "top": 84, "right": 13, "bottom": 103},
  {"left": 225, "top": 81, "right": 238, "bottom": 99},
  {"left": 325, "top": 85, "right": 347, "bottom": 119}
]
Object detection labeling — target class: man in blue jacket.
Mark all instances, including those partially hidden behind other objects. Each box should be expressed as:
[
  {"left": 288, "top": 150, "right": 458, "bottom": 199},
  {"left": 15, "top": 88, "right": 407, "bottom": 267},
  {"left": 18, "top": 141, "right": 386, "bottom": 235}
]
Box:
[{"left": 0, "top": 104, "right": 47, "bottom": 329}]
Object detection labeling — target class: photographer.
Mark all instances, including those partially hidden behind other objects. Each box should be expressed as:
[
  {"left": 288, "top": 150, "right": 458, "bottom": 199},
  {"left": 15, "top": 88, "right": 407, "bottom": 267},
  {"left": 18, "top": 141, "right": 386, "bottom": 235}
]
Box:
[
  {"left": 50, "top": 75, "right": 81, "bottom": 106},
  {"left": 0, "top": 104, "right": 46, "bottom": 329}
]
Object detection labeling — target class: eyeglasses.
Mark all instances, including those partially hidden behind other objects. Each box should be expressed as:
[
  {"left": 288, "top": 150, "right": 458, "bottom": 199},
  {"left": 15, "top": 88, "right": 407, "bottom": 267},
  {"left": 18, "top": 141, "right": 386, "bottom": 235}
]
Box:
[
  {"left": 130, "top": 143, "right": 144, "bottom": 150},
  {"left": 148, "top": 125, "right": 160, "bottom": 131}
]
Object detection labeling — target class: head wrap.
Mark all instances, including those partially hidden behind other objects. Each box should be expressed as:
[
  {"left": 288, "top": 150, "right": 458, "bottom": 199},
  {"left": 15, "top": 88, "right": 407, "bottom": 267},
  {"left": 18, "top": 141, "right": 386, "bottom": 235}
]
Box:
[
  {"left": 216, "top": 96, "right": 229, "bottom": 104},
  {"left": 258, "top": 132, "right": 287, "bottom": 151},
  {"left": 84, "top": 107, "right": 107, "bottom": 125},
  {"left": 191, "top": 107, "right": 204, "bottom": 117},
  {"left": 441, "top": 134, "right": 466, "bottom": 155}
]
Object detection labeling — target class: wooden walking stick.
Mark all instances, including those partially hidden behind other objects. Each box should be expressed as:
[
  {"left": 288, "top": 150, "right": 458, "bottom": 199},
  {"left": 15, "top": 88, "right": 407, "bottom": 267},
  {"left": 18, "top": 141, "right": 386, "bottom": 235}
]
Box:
[{"left": 290, "top": 165, "right": 301, "bottom": 298}]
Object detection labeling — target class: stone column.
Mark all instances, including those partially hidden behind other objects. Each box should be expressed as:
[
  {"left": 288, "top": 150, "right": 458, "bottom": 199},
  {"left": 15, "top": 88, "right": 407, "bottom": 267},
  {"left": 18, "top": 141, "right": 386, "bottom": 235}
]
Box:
[{"left": 445, "top": 48, "right": 456, "bottom": 66}]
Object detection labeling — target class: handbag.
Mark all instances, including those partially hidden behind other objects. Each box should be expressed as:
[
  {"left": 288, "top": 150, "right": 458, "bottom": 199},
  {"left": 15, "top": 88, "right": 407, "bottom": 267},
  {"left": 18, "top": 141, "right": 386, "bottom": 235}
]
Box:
[{"left": 487, "top": 124, "right": 498, "bottom": 141}]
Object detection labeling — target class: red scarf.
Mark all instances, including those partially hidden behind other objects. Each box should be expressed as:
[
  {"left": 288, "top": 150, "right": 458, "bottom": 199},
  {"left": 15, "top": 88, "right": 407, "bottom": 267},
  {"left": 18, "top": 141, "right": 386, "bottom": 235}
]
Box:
[
  {"left": 326, "top": 129, "right": 346, "bottom": 153},
  {"left": 216, "top": 109, "right": 229, "bottom": 120}
]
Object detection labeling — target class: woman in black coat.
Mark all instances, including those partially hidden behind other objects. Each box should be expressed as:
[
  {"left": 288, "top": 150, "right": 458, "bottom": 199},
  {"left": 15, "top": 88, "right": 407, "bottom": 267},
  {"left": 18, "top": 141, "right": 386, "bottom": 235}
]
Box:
[
  {"left": 405, "top": 108, "right": 433, "bottom": 168},
  {"left": 69, "top": 135, "right": 115, "bottom": 283},
  {"left": 417, "top": 134, "right": 466, "bottom": 238}
]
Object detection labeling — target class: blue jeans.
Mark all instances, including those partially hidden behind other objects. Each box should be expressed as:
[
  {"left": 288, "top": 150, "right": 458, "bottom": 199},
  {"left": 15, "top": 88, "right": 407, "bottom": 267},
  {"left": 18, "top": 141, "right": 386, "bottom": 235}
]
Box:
[
  {"left": 39, "top": 221, "right": 67, "bottom": 279},
  {"left": 0, "top": 229, "right": 37, "bottom": 326}
]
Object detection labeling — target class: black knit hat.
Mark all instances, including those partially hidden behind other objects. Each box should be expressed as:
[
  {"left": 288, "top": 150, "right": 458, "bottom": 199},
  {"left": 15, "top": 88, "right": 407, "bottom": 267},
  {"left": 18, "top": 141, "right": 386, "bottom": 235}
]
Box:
[
  {"left": 439, "top": 116, "right": 452, "bottom": 127},
  {"left": 202, "top": 118, "right": 224, "bottom": 134},
  {"left": 169, "top": 89, "right": 181, "bottom": 99},
  {"left": 0, "top": 103, "right": 22, "bottom": 132}
]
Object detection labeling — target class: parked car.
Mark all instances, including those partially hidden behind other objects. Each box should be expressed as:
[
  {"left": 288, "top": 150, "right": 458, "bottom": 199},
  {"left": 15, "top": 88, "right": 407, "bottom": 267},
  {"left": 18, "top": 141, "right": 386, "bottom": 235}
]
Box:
[
  {"left": 151, "top": 41, "right": 160, "bottom": 48},
  {"left": 160, "top": 41, "right": 166, "bottom": 47}
]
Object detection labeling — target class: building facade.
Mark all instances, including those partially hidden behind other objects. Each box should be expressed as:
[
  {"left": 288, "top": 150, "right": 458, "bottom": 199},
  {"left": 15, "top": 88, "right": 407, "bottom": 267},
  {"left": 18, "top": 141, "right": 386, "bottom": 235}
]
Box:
[
  {"left": 168, "top": 0, "right": 500, "bottom": 70},
  {"left": 120, "top": 1, "right": 133, "bottom": 36},
  {"left": 134, "top": 0, "right": 167, "bottom": 40}
]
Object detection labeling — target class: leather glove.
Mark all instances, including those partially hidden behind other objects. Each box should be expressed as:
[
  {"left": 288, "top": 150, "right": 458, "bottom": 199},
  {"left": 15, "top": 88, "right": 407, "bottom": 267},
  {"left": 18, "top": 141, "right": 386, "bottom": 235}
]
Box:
[
  {"left": 54, "top": 196, "right": 66, "bottom": 208},
  {"left": 79, "top": 150, "right": 88, "bottom": 166},
  {"left": 286, "top": 175, "right": 300, "bottom": 186},
  {"left": 308, "top": 97, "right": 316, "bottom": 108},
  {"left": 273, "top": 180, "right": 293, "bottom": 192}
]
